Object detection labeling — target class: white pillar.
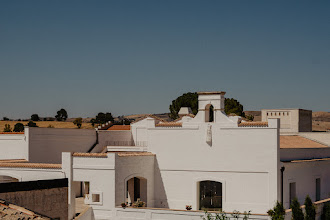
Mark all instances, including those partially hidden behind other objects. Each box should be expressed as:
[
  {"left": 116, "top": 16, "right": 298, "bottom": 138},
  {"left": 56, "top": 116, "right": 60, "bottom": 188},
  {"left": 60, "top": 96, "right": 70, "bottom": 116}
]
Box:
[{"left": 62, "top": 152, "right": 76, "bottom": 220}]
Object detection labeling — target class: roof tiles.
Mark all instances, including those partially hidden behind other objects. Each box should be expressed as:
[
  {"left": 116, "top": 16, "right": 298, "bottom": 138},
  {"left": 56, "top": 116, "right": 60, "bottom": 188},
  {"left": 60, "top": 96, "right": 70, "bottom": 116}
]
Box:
[
  {"left": 238, "top": 122, "right": 268, "bottom": 127},
  {"left": 0, "top": 163, "right": 61, "bottom": 169},
  {"left": 72, "top": 153, "right": 108, "bottom": 157},
  {"left": 107, "top": 125, "right": 131, "bottom": 131}
]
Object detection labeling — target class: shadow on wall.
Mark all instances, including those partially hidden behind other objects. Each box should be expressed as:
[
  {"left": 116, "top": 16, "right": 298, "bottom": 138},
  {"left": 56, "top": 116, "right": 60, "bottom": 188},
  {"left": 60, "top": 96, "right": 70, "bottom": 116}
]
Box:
[{"left": 154, "top": 157, "right": 169, "bottom": 208}]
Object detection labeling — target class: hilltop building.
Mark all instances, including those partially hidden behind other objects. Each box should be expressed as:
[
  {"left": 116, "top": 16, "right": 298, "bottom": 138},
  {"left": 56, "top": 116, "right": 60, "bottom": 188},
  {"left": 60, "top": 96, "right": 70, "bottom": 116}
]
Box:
[{"left": 0, "top": 91, "right": 329, "bottom": 220}]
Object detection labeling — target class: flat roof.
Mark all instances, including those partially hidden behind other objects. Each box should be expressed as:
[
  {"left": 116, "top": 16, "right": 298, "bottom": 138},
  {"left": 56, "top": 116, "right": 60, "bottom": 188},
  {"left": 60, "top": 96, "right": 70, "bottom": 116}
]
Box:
[
  {"left": 280, "top": 135, "right": 329, "bottom": 149},
  {"left": 197, "top": 91, "right": 226, "bottom": 95},
  {"left": 261, "top": 108, "right": 312, "bottom": 111}
]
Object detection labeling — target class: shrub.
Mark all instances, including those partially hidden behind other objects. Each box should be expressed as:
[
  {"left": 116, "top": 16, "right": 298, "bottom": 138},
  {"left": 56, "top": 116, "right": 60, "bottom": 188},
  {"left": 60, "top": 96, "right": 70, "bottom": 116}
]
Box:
[
  {"left": 304, "top": 195, "right": 316, "bottom": 220},
  {"left": 291, "top": 198, "right": 304, "bottom": 220},
  {"left": 13, "top": 123, "right": 24, "bottom": 132},
  {"left": 321, "top": 202, "right": 330, "bottom": 220},
  {"left": 3, "top": 124, "right": 12, "bottom": 132},
  {"left": 26, "top": 121, "right": 38, "bottom": 127},
  {"left": 246, "top": 115, "right": 254, "bottom": 121},
  {"left": 132, "top": 200, "right": 145, "bottom": 207},
  {"left": 73, "top": 118, "right": 82, "bottom": 129},
  {"left": 267, "top": 201, "right": 285, "bottom": 220}
]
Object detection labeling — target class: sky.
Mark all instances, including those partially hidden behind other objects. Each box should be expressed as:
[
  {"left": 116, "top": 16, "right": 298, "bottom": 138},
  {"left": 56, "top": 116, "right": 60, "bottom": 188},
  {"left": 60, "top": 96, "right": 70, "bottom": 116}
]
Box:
[{"left": 0, "top": 1, "right": 329, "bottom": 119}]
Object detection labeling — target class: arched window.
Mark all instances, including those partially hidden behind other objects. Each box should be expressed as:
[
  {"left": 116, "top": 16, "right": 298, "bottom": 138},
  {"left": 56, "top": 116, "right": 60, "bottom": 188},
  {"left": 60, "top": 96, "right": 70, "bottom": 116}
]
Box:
[
  {"left": 199, "top": 181, "right": 222, "bottom": 210},
  {"left": 205, "top": 104, "right": 214, "bottom": 122}
]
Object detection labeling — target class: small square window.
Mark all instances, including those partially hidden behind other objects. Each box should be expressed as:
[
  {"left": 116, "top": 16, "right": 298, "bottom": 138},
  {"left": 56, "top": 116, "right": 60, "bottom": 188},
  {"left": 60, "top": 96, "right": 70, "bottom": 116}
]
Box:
[{"left": 92, "top": 194, "right": 100, "bottom": 203}]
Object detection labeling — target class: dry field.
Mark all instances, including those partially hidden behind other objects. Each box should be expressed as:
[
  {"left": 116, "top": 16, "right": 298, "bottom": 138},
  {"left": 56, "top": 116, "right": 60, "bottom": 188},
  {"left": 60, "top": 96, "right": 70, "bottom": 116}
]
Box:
[{"left": 0, "top": 121, "right": 94, "bottom": 131}]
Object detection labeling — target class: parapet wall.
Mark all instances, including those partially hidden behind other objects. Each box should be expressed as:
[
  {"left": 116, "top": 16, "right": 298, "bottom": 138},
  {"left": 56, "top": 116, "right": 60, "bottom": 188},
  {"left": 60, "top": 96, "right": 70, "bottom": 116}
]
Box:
[{"left": 0, "top": 132, "right": 28, "bottom": 160}]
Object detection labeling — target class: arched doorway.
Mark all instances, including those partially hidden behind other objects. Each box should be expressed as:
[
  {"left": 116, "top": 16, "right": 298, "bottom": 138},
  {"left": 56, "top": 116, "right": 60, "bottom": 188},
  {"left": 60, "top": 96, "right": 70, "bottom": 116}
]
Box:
[
  {"left": 126, "top": 177, "right": 147, "bottom": 206},
  {"left": 199, "top": 180, "right": 222, "bottom": 210},
  {"left": 205, "top": 104, "right": 214, "bottom": 122}
]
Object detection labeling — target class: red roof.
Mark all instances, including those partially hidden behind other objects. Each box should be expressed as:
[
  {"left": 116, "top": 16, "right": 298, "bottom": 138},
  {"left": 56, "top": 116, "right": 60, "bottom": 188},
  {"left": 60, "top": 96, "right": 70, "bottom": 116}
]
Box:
[{"left": 107, "top": 125, "right": 131, "bottom": 131}]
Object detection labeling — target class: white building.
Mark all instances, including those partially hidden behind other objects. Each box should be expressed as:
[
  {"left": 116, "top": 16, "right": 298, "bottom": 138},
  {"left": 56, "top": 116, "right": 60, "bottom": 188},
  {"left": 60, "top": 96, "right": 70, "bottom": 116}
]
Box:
[
  {"left": 261, "top": 109, "right": 312, "bottom": 133},
  {"left": 0, "top": 91, "right": 329, "bottom": 220}
]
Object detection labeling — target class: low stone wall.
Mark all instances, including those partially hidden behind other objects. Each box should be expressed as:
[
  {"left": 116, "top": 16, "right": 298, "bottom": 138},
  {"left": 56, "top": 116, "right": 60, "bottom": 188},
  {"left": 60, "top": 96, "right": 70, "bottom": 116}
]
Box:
[
  {"left": 113, "top": 207, "right": 270, "bottom": 220},
  {"left": 0, "top": 178, "right": 68, "bottom": 219}
]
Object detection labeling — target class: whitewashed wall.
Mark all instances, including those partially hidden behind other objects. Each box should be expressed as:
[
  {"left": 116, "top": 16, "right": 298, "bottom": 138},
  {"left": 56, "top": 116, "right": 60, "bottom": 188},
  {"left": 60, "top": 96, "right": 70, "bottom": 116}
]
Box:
[
  {"left": 72, "top": 153, "right": 116, "bottom": 220},
  {"left": 98, "top": 130, "right": 133, "bottom": 147},
  {"left": 113, "top": 208, "right": 270, "bottom": 220},
  {"left": 282, "top": 160, "right": 330, "bottom": 209},
  {"left": 29, "top": 127, "right": 97, "bottom": 163},
  {"left": 0, "top": 167, "right": 64, "bottom": 182},
  {"left": 280, "top": 148, "right": 330, "bottom": 162},
  {"left": 0, "top": 129, "right": 28, "bottom": 160},
  {"left": 131, "top": 118, "right": 280, "bottom": 214},
  {"left": 115, "top": 155, "right": 155, "bottom": 207}
]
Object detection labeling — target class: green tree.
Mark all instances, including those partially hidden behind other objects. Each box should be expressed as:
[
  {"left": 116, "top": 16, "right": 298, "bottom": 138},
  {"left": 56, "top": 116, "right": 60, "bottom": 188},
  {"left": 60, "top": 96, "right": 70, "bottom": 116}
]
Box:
[
  {"left": 93, "top": 112, "right": 114, "bottom": 125},
  {"left": 321, "top": 202, "right": 330, "bottom": 220},
  {"left": 31, "top": 114, "right": 40, "bottom": 121},
  {"left": 225, "top": 98, "right": 245, "bottom": 117},
  {"left": 73, "top": 117, "right": 83, "bottom": 129},
  {"left": 169, "top": 92, "right": 245, "bottom": 120},
  {"left": 245, "top": 115, "right": 254, "bottom": 121},
  {"left": 304, "top": 195, "right": 316, "bottom": 220},
  {"left": 13, "top": 123, "right": 24, "bottom": 132},
  {"left": 3, "top": 117, "right": 10, "bottom": 121},
  {"left": 55, "top": 109, "right": 68, "bottom": 121},
  {"left": 267, "top": 201, "right": 285, "bottom": 220},
  {"left": 3, "top": 124, "right": 12, "bottom": 132},
  {"left": 169, "top": 92, "right": 198, "bottom": 119},
  {"left": 291, "top": 198, "right": 304, "bottom": 220},
  {"left": 26, "top": 121, "right": 38, "bottom": 127}
]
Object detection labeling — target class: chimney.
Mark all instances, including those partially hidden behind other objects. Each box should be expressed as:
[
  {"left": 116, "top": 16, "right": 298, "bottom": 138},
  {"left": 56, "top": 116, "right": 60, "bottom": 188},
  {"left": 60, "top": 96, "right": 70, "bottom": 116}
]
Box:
[{"left": 178, "top": 107, "right": 193, "bottom": 116}]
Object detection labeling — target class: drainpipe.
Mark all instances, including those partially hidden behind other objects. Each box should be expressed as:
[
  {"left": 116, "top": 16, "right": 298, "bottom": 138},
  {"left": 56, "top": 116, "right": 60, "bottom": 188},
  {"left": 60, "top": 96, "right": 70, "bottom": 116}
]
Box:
[{"left": 280, "top": 166, "right": 285, "bottom": 204}]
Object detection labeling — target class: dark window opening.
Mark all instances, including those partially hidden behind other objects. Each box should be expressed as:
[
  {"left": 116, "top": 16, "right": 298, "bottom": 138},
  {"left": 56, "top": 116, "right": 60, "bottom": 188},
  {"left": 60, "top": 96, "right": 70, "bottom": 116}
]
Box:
[{"left": 199, "top": 181, "right": 222, "bottom": 211}]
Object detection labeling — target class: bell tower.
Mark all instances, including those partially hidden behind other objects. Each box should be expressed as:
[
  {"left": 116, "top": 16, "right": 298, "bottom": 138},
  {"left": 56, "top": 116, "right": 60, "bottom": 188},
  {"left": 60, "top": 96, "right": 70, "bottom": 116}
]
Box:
[{"left": 197, "top": 91, "right": 226, "bottom": 123}]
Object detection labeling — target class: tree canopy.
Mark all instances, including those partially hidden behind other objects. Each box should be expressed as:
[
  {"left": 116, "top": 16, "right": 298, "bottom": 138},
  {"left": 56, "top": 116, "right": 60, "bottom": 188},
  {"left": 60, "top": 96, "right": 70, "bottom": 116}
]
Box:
[
  {"left": 55, "top": 109, "right": 68, "bottom": 121},
  {"left": 90, "top": 112, "right": 114, "bottom": 126},
  {"left": 13, "top": 123, "right": 24, "bottom": 132},
  {"left": 169, "top": 92, "right": 198, "bottom": 119},
  {"left": 169, "top": 92, "right": 245, "bottom": 120},
  {"left": 73, "top": 118, "right": 83, "bottom": 129},
  {"left": 31, "top": 114, "right": 40, "bottom": 121},
  {"left": 26, "top": 121, "right": 38, "bottom": 127}
]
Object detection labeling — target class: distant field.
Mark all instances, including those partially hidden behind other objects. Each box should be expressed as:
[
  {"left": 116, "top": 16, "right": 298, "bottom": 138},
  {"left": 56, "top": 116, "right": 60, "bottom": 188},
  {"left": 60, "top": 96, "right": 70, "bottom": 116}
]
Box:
[{"left": 0, "top": 121, "right": 94, "bottom": 131}]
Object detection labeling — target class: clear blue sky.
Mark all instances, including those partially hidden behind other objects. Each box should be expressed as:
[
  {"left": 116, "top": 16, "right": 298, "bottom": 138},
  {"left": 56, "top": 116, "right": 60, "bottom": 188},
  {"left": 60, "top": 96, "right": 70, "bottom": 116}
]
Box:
[{"left": 0, "top": 1, "right": 329, "bottom": 119}]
